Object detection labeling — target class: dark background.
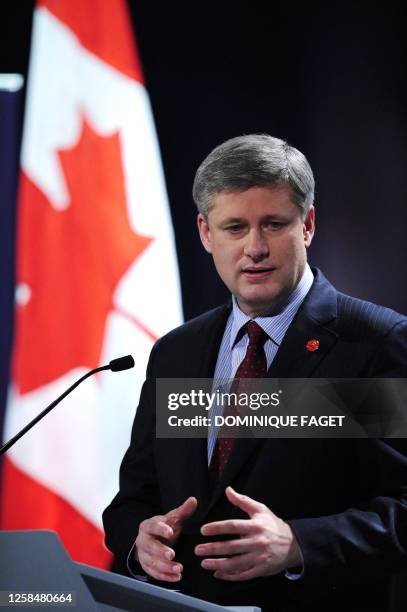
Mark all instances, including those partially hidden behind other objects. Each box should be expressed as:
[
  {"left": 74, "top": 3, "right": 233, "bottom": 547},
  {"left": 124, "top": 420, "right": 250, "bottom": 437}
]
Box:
[{"left": 1, "top": 1, "right": 407, "bottom": 608}]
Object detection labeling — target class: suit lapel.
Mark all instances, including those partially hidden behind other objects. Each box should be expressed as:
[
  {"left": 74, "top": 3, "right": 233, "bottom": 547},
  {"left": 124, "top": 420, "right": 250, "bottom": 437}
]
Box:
[
  {"left": 196, "top": 303, "right": 232, "bottom": 378},
  {"left": 206, "top": 269, "right": 339, "bottom": 511},
  {"left": 267, "top": 315, "right": 338, "bottom": 378},
  {"left": 266, "top": 268, "right": 339, "bottom": 378}
]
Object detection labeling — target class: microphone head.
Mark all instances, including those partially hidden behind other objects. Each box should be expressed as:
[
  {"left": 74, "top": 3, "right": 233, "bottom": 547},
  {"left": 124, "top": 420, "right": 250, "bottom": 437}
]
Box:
[{"left": 109, "top": 355, "right": 135, "bottom": 372}]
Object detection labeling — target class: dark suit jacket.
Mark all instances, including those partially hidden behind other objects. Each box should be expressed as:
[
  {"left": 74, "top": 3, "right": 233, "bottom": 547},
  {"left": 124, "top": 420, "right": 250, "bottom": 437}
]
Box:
[{"left": 103, "top": 269, "right": 407, "bottom": 612}]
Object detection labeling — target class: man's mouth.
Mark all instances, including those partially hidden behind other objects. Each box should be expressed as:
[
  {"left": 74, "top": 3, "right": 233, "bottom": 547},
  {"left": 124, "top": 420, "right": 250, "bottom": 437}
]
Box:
[{"left": 241, "top": 267, "right": 274, "bottom": 280}]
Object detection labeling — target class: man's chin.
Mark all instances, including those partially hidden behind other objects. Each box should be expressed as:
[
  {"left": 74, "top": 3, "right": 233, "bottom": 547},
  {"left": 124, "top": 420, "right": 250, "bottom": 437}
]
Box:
[{"left": 236, "top": 292, "right": 282, "bottom": 317}]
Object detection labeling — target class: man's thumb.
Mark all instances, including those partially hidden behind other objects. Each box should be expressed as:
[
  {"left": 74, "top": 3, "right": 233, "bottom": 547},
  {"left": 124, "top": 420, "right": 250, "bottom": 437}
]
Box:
[{"left": 167, "top": 496, "right": 198, "bottom": 526}]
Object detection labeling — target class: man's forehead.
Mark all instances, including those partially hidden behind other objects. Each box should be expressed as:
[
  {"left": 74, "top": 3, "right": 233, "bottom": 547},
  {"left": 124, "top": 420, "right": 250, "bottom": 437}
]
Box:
[{"left": 208, "top": 185, "right": 299, "bottom": 217}]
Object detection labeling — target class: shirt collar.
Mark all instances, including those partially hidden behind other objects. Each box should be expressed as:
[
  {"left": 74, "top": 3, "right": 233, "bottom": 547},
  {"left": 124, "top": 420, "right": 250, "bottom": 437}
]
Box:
[{"left": 230, "top": 263, "right": 314, "bottom": 348}]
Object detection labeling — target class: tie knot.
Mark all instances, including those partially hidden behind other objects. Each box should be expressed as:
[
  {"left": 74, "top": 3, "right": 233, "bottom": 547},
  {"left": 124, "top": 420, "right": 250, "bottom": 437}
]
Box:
[{"left": 246, "top": 321, "right": 268, "bottom": 347}]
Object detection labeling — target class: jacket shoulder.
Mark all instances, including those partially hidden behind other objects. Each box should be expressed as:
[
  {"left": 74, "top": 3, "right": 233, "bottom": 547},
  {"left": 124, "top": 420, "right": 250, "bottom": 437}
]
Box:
[
  {"left": 145, "top": 303, "right": 231, "bottom": 377},
  {"left": 336, "top": 291, "right": 407, "bottom": 340},
  {"left": 158, "top": 303, "right": 230, "bottom": 344}
]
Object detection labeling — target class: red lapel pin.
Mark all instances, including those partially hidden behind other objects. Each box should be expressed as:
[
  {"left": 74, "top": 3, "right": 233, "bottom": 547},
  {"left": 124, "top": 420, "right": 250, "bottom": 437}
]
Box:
[{"left": 306, "top": 339, "right": 320, "bottom": 352}]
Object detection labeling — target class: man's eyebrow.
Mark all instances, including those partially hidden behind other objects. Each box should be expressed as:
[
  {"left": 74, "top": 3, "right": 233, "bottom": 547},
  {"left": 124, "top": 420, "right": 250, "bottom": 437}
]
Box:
[
  {"left": 220, "top": 214, "right": 287, "bottom": 224},
  {"left": 221, "top": 217, "right": 246, "bottom": 224}
]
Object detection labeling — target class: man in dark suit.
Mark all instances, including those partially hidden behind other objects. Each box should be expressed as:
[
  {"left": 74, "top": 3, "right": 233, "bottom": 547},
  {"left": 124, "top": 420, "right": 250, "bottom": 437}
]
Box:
[{"left": 103, "top": 135, "right": 407, "bottom": 611}]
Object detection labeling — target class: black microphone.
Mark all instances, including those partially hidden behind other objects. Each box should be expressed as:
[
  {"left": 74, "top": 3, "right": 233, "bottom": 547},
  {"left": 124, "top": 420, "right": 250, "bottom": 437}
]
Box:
[
  {"left": 109, "top": 355, "right": 134, "bottom": 371},
  {"left": 0, "top": 355, "right": 135, "bottom": 456}
]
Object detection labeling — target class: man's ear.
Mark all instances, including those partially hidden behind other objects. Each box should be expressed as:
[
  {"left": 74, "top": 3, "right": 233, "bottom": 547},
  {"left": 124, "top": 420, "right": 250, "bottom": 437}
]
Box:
[
  {"left": 303, "top": 206, "right": 315, "bottom": 248},
  {"left": 197, "top": 213, "right": 212, "bottom": 253}
]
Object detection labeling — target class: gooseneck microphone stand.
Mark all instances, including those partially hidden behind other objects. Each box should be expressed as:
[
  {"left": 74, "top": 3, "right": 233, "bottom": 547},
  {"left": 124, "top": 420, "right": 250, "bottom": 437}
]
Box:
[{"left": 0, "top": 355, "right": 134, "bottom": 456}]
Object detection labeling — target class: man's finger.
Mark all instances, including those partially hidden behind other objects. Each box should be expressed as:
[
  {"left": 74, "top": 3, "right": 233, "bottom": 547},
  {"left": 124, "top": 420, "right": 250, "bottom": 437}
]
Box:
[
  {"left": 142, "top": 561, "right": 182, "bottom": 583},
  {"left": 201, "top": 518, "right": 258, "bottom": 537},
  {"left": 195, "top": 536, "right": 259, "bottom": 557},
  {"left": 166, "top": 496, "right": 198, "bottom": 526},
  {"left": 140, "top": 536, "right": 175, "bottom": 561},
  {"left": 201, "top": 551, "right": 258, "bottom": 573},
  {"left": 225, "top": 486, "right": 265, "bottom": 516},
  {"left": 141, "top": 551, "right": 182, "bottom": 576},
  {"left": 139, "top": 519, "right": 174, "bottom": 540}
]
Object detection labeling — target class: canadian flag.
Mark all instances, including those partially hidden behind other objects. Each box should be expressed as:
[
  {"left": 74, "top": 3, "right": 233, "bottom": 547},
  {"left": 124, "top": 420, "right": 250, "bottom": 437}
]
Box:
[{"left": 1, "top": 0, "right": 182, "bottom": 568}]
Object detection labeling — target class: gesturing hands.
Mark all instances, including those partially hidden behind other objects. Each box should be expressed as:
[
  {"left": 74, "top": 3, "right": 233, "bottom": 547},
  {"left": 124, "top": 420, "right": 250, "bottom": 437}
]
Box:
[
  {"left": 195, "top": 486, "right": 302, "bottom": 581},
  {"left": 135, "top": 488, "right": 301, "bottom": 583},
  {"left": 135, "top": 496, "right": 197, "bottom": 582}
]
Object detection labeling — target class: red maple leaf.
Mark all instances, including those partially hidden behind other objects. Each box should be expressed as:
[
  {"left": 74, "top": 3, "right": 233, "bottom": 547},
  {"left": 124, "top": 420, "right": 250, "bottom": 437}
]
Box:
[{"left": 13, "top": 117, "right": 153, "bottom": 394}]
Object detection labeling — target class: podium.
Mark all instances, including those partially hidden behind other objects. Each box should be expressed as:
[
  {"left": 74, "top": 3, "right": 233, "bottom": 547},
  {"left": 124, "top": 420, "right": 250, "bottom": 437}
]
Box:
[{"left": 0, "top": 531, "right": 261, "bottom": 611}]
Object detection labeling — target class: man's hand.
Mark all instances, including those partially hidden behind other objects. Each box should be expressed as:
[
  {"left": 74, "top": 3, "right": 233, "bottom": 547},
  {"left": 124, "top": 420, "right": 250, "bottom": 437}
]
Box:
[
  {"left": 135, "top": 496, "right": 197, "bottom": 582},
  {"left": 195, "top": 487, "right": 301, "bottom": 581}
]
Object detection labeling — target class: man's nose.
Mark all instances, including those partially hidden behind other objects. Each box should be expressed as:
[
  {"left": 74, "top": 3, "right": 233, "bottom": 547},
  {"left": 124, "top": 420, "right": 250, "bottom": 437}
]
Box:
[{"left": 243, "top": 228, "right": 269, "bottom": 261}]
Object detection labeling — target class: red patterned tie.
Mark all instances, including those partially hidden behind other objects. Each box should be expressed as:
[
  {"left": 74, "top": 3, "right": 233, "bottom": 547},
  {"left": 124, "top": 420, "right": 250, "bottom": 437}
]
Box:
[{"left": 212, "top": 320, "right": 268, "bottom": 477}]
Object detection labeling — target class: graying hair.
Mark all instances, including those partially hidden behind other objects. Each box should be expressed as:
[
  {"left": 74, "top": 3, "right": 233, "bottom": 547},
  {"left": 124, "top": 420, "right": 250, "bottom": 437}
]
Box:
[{"left": 192, "top": 134, "right": 315, "bottom": 219}]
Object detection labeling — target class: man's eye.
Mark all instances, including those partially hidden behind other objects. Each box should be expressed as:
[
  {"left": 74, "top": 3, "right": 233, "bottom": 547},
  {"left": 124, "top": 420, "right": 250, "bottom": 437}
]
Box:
[
  {"left": 265, "top": 221, "right": 284, "bottom": 230},
  {"left": 225, "top": 225, "right": 244, "bottom": 233}
]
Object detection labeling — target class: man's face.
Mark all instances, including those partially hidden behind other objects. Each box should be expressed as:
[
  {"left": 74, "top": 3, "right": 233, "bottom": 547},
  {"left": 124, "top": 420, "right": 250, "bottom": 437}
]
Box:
[{"left": 197, "top": 186, "right": 315, "bottom": 317}]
